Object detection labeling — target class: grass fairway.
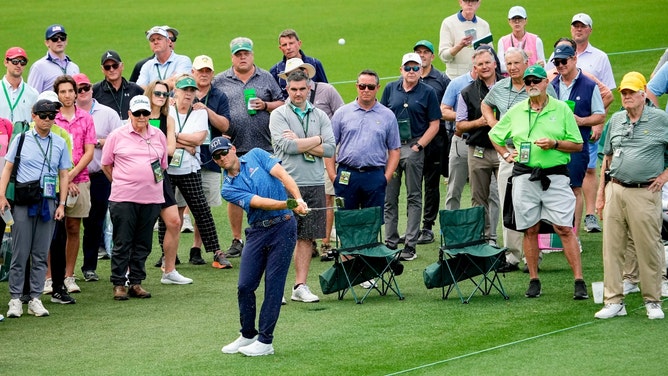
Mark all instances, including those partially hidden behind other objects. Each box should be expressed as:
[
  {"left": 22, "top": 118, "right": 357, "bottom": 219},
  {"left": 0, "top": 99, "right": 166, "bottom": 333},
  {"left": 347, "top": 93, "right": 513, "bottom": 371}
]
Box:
[{"left": 1, "top": 1, "right": 668, "bottom": 375}]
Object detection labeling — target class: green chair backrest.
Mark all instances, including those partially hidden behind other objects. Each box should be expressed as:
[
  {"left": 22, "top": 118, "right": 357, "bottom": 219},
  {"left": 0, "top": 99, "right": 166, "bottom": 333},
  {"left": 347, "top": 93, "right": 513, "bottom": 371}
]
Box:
[
  {"left": 438, "top": 207, "right": 486, "bottom": 248},
  {"left": 334, "top": 206, "right": 382, "bottom": 248}
]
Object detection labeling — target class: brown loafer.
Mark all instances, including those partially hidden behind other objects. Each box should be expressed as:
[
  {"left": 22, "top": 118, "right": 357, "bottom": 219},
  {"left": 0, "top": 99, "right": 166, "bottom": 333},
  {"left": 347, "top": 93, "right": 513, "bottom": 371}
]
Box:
[
  {"left": 113, "top": 285, "right": 128, "bottom": 301},
  {"left": 128, "top": 284, "right": 151, "bottom": 299}
]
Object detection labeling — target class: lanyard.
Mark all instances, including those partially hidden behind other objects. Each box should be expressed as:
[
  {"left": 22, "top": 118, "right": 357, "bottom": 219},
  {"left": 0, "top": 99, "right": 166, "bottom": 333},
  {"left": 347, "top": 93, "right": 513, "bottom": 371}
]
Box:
[
  {"left": 1, "top": 81, "right": 26, "bottom": 122},
  {"left": 527, "top": 102, "right": 544, "bottom": 140},
  {"left": 174, "top": 105, "right": 193, "bottom": 133},
  {"left": 155, "top": 61, "right": 170, "bottom": 80},
  {"left": 505, "top": 81, "right": 524, "bottom": 112},
  {"left": 89, "top": 100, "right": 96, "bottom": 115},
  {"left": 291, "top": 106, "right": 311, "bottom": 135},
  {"left": 105, "top": 80, "right": 125, "bottom": 117},
  {"left": 34, "top": 133, "right": 53, "bottom": 173},
  {"left": 47, "top": 54, "right": 68, "bottom": 74}
]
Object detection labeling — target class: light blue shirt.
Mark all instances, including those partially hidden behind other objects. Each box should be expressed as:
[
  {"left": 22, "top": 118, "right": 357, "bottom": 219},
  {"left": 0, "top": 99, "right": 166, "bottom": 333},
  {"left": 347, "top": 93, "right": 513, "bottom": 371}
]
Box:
[
  {"left": 136, "top": 51, "right": 192, "bottom": 87},
  {"left": 441, "top": 71, "right": 474, "bottom": 108},
  {"left": 648, "top": 62, "right": 668, "bottom": 112},
  {"left": 6, "top": 128, "right": 71, "bottom": 184}
]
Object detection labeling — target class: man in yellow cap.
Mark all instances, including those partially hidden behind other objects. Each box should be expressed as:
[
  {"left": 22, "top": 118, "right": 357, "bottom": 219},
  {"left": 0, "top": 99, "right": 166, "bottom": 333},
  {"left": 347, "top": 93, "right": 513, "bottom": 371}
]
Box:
[{"left": 595, "top": 72, "right": 668, "bottom": 320}]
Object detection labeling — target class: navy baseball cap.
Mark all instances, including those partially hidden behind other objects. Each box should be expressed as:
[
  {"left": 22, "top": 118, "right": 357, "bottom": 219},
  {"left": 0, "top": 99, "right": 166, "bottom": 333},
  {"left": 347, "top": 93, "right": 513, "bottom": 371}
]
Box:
[
  {"left": 45, "top": 24, "right": 67, "bottom": 39},
  {"left": 210, "top": 137, "right": 233, "bottom": 154}
]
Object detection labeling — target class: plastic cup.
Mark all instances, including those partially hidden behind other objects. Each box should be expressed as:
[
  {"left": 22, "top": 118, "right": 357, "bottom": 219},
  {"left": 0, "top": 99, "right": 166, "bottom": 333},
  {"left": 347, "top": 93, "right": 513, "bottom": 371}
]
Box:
[
  {"left": 592, "top": 281, "right": 604, "bottom": 304},
  {"left": 565, "top": 100, "right": 575, "bottom": 113},
  {"left": 0, "top": 208, "right": 14, "bottom": 227}
]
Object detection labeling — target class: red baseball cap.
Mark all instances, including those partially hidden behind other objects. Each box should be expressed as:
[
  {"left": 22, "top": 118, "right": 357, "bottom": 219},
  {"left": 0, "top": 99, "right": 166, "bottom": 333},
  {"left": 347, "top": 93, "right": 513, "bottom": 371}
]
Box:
[
  {"left": 72, "top": 73, "right": 91, "bottom": 86},
  {"left": 5, "top": 47, "right": 28, "bottom": 60}
]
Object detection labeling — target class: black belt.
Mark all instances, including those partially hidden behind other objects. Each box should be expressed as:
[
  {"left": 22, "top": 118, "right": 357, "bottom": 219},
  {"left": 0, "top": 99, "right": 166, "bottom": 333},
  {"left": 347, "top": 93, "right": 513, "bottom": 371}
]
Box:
[
  {"left": 90, "top": 170, "right": 105, "bottom": 176},
  {"left": 611, "top": 177, "right": 651, "bottom": 188},
  {"left": 251, "top": 214, "right": 292, "bottom": 228},
  {"left": 340, "top": 164, "right": 383, "bottom": 173}
]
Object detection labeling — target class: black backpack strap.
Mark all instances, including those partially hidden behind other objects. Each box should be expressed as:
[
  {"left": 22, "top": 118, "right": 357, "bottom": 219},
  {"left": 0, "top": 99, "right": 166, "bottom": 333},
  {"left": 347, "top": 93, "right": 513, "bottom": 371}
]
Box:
[
  {"left": 309, "top": 82, "right": 317, "bottom": 104},
  {"left": 10, "top": 132, "right": 26, "bottom": 182}
]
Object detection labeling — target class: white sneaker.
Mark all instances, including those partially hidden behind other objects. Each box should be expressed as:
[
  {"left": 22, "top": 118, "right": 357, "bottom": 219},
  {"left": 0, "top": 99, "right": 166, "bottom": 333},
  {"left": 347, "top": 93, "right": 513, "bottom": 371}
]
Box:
[
  {"left": 661, "top": 281, "right": 668, "bottom": 298},
  {"left": 281, "top": 296, "right": 287, "bottom": 305},
  {"left": 64, "top": 276, "right": 81, "bottom": 293},
  {"left": 595, "top": 303, "right": 627, "bottom": 319},
  {"left": 161, "top": 270, "right": 193, "bottom": 285},
  {"left": 181, "top": 214, "right": 194, "bottom": 233},
  {"left": 222, "top": 334, "right": 258, "bottom": 354},
  {"left": 0, "top": 314, "right": 4, "bottom": 322},
  {"left": 623, "top": 280, "right": 640, "bottom": 295},
  {"left": 238, "top": 340, "right": 274, "bottom": 356},
  {"left": 359, "top": 279, "right": 375, "bottom": 289},
  {"left": 291, "top": 284, "right": 320, "bottom": 303},
  {"left": 646, "top": 302, "right": 665, "bottom": 320},
  {"left": 27, "top": 298, "right": 49, "bottom": 317},
  {"left": 43, "top": 278, "right": 53, "bottom": 295},
  {"left": 6, "top": 298, "right": 22, "bottom": 318}
]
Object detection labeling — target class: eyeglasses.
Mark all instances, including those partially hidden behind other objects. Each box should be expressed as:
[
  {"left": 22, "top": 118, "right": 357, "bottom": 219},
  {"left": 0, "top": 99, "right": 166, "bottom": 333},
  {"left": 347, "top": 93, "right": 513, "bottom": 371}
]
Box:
[
  {"left": 212, "top": 149, "right": 230, "bottom": 160},
  {"left": 77, "top": 85, "right": 91, "bottom": 94},
  {"left": 132, "top": 110, "right": 151, "bottom": 118},
  {"left": 36, "top": 112, "right": 57, "bottom": 120},
  {"left": 153, "top": 91, "right": 170, "bottom": 98},
  {"left": 49, "top": 35, "right": 67, "bottom": 42},
  {"left": 524, "top": 77, "right": 543, "bottom": 86},
  {"left": 7, "top": 58, "right": 28, "bottom": 66},
  {"left": 356, "top": 83, "right": 377, "bottom": 91},
  {"left": 103, "top": 63, "right": 120, "bottom": 71},
  {"left": 552, "top": 58, "right": 570, "bottom": 67},
  {"left": 403, "top": 66, "right": 420, "bottom": 72}
]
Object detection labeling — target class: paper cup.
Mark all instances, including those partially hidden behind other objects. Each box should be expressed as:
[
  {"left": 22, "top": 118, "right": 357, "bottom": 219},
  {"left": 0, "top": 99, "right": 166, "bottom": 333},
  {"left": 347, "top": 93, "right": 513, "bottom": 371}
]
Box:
[
  {"left": 592, "top": 281, "right": 604, "bottom": 304},
  {"left": 0, "top": 208, "right": 14, "bottom": 227},
  {"left": 565, "top": 100, "right": 575, "bottom": 113}
]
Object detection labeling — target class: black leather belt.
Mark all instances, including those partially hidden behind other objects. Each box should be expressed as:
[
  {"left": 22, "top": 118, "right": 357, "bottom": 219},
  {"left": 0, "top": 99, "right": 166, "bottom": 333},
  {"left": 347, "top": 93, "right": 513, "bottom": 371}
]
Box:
[
  {"left": 251, "top": 214, "right": 292, "bottom": 228},
  {"left": 340, "top": 164, "right": 383, "bottom": 173},
  {"left": 611, "top": 177, "right": 651, "bottom": 188}
]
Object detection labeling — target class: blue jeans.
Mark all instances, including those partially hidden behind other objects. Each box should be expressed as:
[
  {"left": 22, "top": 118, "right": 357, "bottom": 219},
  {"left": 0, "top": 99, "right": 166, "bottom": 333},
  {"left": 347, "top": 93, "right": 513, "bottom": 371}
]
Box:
[{"left": 238, "top": 216, "right": 296, "bottom": 344}]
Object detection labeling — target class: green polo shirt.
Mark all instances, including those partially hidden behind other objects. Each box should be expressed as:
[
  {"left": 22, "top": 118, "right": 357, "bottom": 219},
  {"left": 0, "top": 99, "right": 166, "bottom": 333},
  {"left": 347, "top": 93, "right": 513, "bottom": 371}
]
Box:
[
  {"left": 489, "top": 97, "right": 582, "bottom": 168},
  {"left": 603, "top": 105, "right": 668, "bottom": 183}
]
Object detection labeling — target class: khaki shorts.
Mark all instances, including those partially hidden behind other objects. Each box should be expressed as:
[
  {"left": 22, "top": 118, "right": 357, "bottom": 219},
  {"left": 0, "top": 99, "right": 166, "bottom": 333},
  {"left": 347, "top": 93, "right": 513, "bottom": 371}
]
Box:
[
  {"left": 176, "top": 169, "right": 222, "bottom": 208},
  {"left": 65, "top": 181, "right": 91, "bottom": 218},
  {"left": 324, "top": 168, "right": 334, "bottom": 196}
]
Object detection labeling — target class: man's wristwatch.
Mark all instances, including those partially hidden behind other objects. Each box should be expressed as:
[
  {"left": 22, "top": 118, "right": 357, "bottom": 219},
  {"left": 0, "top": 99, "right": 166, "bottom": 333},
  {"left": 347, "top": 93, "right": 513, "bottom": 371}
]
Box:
[
  {"left": 412, "top": 142, "right": 424, "bottom": 151},
  {"left": 502, "top": 152, "right": 511, "bottom": 160},
  {"left": 95, "top": 139, "right": 101, "bottom": 149}
]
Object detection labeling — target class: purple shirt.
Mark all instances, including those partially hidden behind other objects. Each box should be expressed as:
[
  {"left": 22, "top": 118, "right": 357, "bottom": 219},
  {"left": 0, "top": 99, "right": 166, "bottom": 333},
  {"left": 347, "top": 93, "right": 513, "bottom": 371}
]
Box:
[
  {"left": 102, "top": 123, "right": 167, "bottom": 205},
  {"left": 331, "top": 100, "right": 401, "bottom": 168}
]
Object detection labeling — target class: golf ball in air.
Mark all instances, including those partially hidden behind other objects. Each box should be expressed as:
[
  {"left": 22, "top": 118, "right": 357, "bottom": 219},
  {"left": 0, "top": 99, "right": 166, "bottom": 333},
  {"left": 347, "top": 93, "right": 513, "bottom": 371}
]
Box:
[{"left": 338, "top": 38, "right": 346, "bottom": 45}]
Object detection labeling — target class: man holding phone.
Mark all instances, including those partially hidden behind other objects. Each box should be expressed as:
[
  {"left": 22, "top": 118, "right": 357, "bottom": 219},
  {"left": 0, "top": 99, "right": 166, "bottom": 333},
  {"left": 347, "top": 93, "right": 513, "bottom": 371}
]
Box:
[{"left": 438, "top": 0, "right": 491, "bottom": 79}]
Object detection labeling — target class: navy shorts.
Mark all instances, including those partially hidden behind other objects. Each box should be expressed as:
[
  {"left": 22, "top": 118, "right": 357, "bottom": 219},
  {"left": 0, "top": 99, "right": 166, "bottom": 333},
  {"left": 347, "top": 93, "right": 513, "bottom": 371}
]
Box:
[{"left": 567, "top": 144, "right": 589, "bottom": 188}]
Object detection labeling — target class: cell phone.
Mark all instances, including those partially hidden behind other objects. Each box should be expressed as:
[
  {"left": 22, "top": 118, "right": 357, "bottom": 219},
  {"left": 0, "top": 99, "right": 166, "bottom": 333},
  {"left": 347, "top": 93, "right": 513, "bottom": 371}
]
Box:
[{"left": 464, "top": 29, "right": 476, "bottom": 40}]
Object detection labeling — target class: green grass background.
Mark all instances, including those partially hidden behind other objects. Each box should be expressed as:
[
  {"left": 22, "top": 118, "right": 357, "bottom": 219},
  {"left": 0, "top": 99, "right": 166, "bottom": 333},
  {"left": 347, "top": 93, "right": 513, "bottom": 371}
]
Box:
[{"left": 1, "top": 1, "right": 668, "bottom": 375}]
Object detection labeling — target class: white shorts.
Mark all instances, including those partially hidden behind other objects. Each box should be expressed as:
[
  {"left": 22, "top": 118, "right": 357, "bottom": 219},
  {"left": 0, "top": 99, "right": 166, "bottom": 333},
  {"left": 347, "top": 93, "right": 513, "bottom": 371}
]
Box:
[{"left": 512, "top": 174, "right": 575, "bottom": 231}]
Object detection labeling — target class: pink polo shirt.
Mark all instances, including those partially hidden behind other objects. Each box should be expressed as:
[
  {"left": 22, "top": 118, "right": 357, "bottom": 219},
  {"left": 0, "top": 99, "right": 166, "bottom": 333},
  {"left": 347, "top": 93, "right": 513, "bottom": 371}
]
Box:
[
  {"left": 55, "top": 107, "right": 97, "bottom": 183},
  {"left": 102, "top": 122, "right": 167, "bottom": 205}
]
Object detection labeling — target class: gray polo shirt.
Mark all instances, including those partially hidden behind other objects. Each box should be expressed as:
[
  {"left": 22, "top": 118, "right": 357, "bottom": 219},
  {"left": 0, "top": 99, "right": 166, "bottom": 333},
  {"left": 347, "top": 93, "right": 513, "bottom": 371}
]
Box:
[{"left": 604, "top": 105, "right": 668, "bottom": 183}]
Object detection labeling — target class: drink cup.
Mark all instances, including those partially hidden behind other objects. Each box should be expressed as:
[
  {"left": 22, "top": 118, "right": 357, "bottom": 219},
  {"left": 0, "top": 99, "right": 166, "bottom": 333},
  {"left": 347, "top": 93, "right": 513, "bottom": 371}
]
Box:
[
  {"left": 565, "top": 100, "right": 575, "bottom": 113},
  {"left": 592, "top": 281, "right": 604, "bottom": 304},
  {"left": 66, "top": 194, "right": 78, "bottom": 208},
  {"left": 0, "top": 207, "right": 14, "bottom": 227}
]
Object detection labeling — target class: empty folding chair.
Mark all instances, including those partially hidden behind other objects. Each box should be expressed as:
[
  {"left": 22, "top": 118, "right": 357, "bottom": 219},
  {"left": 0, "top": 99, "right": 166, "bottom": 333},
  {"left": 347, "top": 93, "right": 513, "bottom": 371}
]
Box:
[
  {"left": 319, "top": 206, "right": 404, "bottom": 304},
  {"left": 424, "top": 206, "right": 509, "bottom": 303}
]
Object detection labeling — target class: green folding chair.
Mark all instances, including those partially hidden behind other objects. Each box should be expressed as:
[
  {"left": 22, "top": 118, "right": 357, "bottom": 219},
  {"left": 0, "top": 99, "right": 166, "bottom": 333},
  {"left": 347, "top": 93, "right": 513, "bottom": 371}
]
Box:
[
  {"left": 319, "top": 206, "right": 404, "bottom": 304},
  {"left": 423, "top": 206, "right": 509, "bottom": 303}
]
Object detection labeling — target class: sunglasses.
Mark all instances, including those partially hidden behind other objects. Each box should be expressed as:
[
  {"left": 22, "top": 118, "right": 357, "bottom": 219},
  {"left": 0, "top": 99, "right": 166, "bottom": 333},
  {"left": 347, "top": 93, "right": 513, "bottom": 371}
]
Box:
[
  {"left": 403, "top": 66, "right": 420, "bottom": 72},
  {"left": 524, "top": 77, "right": 544, "bottom": 86},
  {"left": 77, "top": 85, "right": 91, "bottom": 94},
  {"left": 153, "top": 91, "right": 169, "bottom": 98},
  {"left": 357, "top": 84, "right": 377, "bottom": 91},
  {"left": 7, "top": 58, "right": 28, "bottom": 66},
  {"left": 132, "top": 110, "right": 151, "bottom": 118},
  {"left": 103, "top": 63, "right": 120, "bottom": 71},
  {"left": 36, "top": 112, "right": 57, "bottom": 120},
  {"left": 212, "top": 149, "right": 230, "bottom": 160},
  {"left": 49, "top": 35, "right": 67, "bottom": 42},
  {"left": 552, "top": 58, "right": 570, "bottom": 67}
]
